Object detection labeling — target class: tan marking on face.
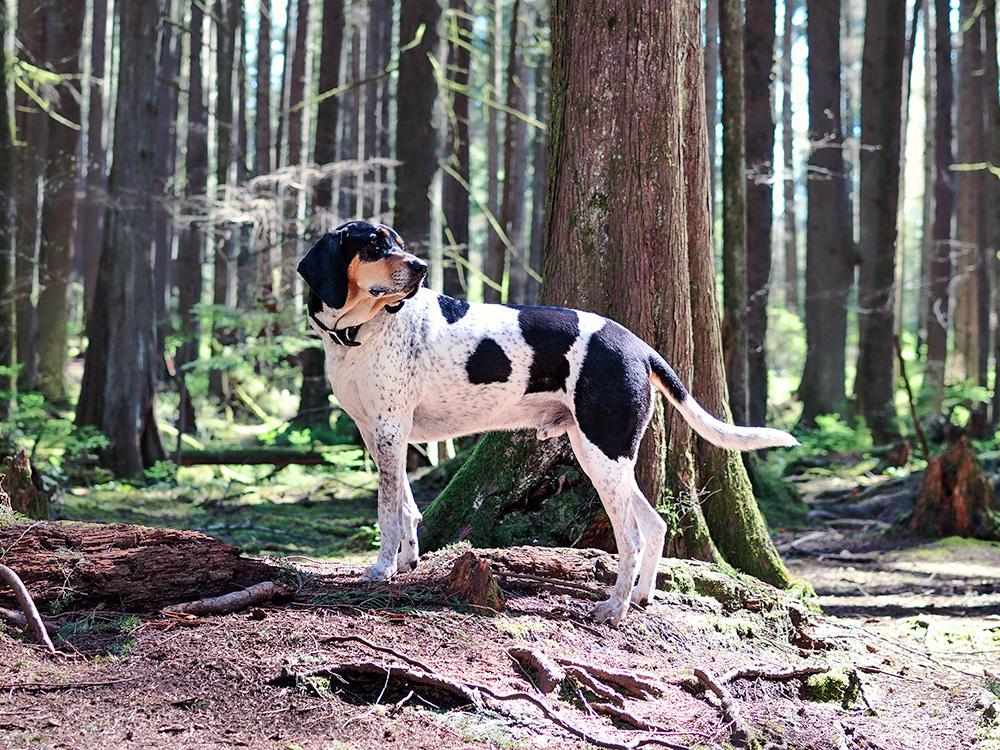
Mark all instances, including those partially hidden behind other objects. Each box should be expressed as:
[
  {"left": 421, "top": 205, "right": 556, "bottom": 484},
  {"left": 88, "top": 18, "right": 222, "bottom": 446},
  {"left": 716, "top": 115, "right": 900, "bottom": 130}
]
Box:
[{"left": 333, "top": 253, "right": 413, "bottom": 327}]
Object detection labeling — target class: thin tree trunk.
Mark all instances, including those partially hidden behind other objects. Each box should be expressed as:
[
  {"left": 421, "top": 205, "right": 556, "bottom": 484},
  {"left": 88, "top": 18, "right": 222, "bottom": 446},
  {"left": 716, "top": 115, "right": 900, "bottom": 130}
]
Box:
[
  {"left": 76, "top": 0, "right": 165, "bottom": 477},
  {"left": 744, "top": 0, "right": 776, "bottom": 428},
  {"left": 918, "top": 0, "right": 934, "bottom": 354},
  {"left": 235, "top": 1, "right": 253, "bottom": 310},
  {"left": 483, "top": 0, "right": 503, "bottom": 302},
  {"left": 442, "top": 0, "right": 471, "bottom": 297},
  {"left": 35, "top": 0, "right": 85, "bottom": 403},
  {"left": 0, "top": 0, "right": 14, "bottom": 406},
  {"left": 952, "top": 0, "right": 985, "bottom": 387},
  {"left": 499, "top": 0, "right": 528, "bottom": 304},
  {"left": 985, "top": 0, "right": 1000, "bottom": 427},
  {"left": 313, "top": 0, "right": 344, "bottom": 211},
  {"left": 781, "top": 0, "right": 799, "bottom": 313},
  {"left": 705, "top": 0, "right": 719, "bottom": 222},
  {"left": 393, "top": 0, "right": 441, "bottom": 257},
  {"left": 798, "top": 0, "right": 853, "bottom": 426},
  {"left": 377, "top": 0, "right": 393, "bottom": 213},
  {"left": 526, "top": 12, "right": 548, "bottom": 307},
  {"left": 79, "top": 0, "right": 108, "bottom": 315},
  {"left": 424, "top": 0, "right": 790, "bottom": 587},
  {"left": 13, "top": 0, "right": 48, "bottom": 391},
  {"left": 176, "top": 0, "right": 208, "bottom": 434},
  {"left": 364, "top": 0, "right": 392, "bottom": 217},
  {"left": 254, "top": 0, "right": 273, "bottom": 299},
  {"left": 279, "top": 0, "right": 309, "bottom": 298},
  {"left": 854, "top": 0, "right": 906, "bottom": 444},
  {"left": 925, "top": 0, "right": 954, "bottom": 406},
  {"left": 274, "top": 0, "right": 293, "bottom": 170},
  {"left": 719, "top": 0, "right": 748, "bottom": 427}
]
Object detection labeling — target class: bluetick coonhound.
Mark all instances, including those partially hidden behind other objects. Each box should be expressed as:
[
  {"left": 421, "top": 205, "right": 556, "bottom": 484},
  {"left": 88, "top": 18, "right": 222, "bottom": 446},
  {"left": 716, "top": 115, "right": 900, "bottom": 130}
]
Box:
[{"left": 298, "top": 221, "right": 798, "bottom": 626}]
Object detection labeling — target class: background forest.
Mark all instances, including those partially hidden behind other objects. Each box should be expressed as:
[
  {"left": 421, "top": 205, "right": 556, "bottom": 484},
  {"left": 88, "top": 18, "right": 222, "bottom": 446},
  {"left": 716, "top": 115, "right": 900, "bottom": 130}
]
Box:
[{"left": 1, "top": 1, "right": 1000, "bottom": 748}]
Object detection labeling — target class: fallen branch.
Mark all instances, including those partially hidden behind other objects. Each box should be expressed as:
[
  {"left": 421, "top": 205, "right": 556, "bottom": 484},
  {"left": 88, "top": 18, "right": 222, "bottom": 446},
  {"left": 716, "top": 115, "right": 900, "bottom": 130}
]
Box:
[
  {"left": 508, "top": 647, "right": 567, "bottom": 694},
  {"left": 0, "top": 563, "right": 56, "bottom": 654},
  {"left": 0, "top": 606, "right": 58, "bottom": 636},
  {"left": 162, "top": 581, "right": 290, "bottom": 617},
  {"left": 564, "top": 665, "right": 626, "bottom": 705},
  {"left": 322, "top": 634, "right": 437, "bottom": 674},
  {"left": 721, "top": 665, "right": 828, "bottom": 685},
  {"left": 556, "top": 658, "right": 661, "bottom": 699},
  {"left": 692, "top": 668, "right": 751, "bottom": 749}
]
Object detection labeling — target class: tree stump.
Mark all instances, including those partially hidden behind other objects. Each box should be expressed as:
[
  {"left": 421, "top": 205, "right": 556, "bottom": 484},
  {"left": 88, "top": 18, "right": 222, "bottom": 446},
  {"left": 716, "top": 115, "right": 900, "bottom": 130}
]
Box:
[
  {"left": 444, "top": 551, "right": 506, "bottom": 612},
  {"left": 908, "top": 438, "right": 999, "bottom": 540},
  {"left": 0, "top": 522, "right": 277, "bottom": 612},
  {"left": 0, "top": 451, "right": 51, "bottom": 520}
]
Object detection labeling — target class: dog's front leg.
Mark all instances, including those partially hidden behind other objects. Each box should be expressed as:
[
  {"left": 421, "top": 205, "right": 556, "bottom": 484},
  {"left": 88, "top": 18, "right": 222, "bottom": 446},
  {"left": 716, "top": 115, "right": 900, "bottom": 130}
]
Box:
[{"left": 360, "top": 418, "right": 410, "bottom": 582}]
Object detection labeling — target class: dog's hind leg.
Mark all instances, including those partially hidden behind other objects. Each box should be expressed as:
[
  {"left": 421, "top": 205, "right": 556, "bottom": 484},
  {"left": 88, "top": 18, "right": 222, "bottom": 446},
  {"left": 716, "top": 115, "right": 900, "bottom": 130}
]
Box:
[
  {"left": 567, "top": 428, "right": 644, "bottom": 626},
  {"left": 629, "top": 480, "right": 666, "bottom": 605}
]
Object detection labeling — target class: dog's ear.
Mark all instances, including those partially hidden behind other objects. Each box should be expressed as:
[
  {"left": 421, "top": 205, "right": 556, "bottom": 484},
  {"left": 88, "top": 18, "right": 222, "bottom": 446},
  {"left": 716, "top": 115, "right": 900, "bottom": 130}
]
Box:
[{"left": 298, "top": 231, "right": 349, "bottom": 309}]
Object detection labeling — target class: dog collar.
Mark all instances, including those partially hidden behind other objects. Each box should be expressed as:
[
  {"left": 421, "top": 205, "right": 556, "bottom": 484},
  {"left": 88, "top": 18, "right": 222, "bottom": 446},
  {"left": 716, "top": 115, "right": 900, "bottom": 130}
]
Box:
[{"left": 310, "top": 300, "right": 406, "bottom": 347}]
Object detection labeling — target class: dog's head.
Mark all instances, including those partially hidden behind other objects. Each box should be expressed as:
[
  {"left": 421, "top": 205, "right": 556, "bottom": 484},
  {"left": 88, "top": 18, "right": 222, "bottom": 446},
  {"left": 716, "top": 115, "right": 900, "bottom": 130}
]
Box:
[{"left": 298, "top": 221, "right": 427, "bottom": 331}]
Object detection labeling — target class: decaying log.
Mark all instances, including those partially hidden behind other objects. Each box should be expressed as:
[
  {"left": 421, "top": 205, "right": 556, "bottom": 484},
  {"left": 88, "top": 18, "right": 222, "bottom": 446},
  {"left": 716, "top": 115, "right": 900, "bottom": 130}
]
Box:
[
  {"left": 162, "top": 581, "right": 290, "bottom": 617},
  {"left": 0, "top": 563, "right": 57, "bottom": 653},
  {"left": 0, "top": 522, "right": 276, "bottom": 612},
  {"left": 908, "top": 438, "right": 999, "bottom": 540},
  {"left": 444, "top": 551, "right": 506, "bottom": 611},
  {"left": 509, "top": 647, "right": 567, "bottom": 693},
  {"left": 178, "top": 447, "right": 336, "bottom": 466},
  {"left": 0, "top": 450, "right": 51, "bottom": 520}
]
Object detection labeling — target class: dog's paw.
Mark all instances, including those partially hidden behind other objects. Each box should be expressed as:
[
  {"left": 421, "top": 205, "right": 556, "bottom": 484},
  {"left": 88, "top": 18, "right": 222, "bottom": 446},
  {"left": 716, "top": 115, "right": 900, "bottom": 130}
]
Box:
[
  {"left": 590, "top": 598, "right": 628, "bottom": 627},
  {"left": 360, "top": 563, "right": 396, "bottom": 583}
]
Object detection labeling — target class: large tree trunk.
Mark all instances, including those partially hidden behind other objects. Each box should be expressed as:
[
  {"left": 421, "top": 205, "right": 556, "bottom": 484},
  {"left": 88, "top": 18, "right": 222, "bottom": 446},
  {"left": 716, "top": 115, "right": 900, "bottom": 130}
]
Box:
[
  {"left": 34, "top": 0, "right": 85, "bottom": 404},
  {"left": 744, "top": 0, "right": 776, "bottom": 428},
  {"left": 854, "top": 0, "right": 906, "bottom": 444},
  {"left": 312, "top": 0, "right": 344, "bottom": 213},
  {"left": 78, "top": 0, "right": 108, "bottom": 315},
  {"left": 176, "top": 0, "right": 208, "bottom": 435},
  {"left": 924, "top": 0, "right": 954, "bottom": 407},
  {"left": 952, "top": 0, "right": 986, "bottom": 389},
  {"left": 442, "top": 0, "right": 471, "bottom": 297},
  {"left": 0, "top": 0, "right": 13, "bottom": 405},
  {"left": 719, "top": 0, "right": 748, "bottom": 427},
  {"left": 422, "top": 0, "right": 790, "bottom": 587},
  {"left": 393, "top": 0, "right": 441, "bottom": 257},
  {"left": 499, "top": 0, "right": 529, "bottom": 304},
  {"left": 76, "top": 0, "right": 165, "bottom": 477},
  {"left": 209, "top": 0, "right": 240, "bottom": 402},
  {"left": 0, "top": 523, "right": 275, "bottom": 612},
  {"left": 797, "top": 0, "right": 853, "bottom": 426},
  {"left": 780, "top": 0, "right": 799, "bottom": 313},
  {"left": 13, "top": 0, "right": 48, "bottom": 392}
]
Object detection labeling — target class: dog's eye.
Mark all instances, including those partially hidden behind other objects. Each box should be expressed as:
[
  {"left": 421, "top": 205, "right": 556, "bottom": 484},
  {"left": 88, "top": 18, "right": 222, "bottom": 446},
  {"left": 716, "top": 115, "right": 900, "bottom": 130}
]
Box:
[{"left": 369, "top": 287, "right": 389, "bottom": 298}]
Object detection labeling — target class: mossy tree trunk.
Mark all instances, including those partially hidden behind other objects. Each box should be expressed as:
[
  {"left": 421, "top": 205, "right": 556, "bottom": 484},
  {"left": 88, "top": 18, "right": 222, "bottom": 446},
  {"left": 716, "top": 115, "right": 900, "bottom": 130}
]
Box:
[{"left": 422, "top": 0, "right": 791, "bottom": 587}]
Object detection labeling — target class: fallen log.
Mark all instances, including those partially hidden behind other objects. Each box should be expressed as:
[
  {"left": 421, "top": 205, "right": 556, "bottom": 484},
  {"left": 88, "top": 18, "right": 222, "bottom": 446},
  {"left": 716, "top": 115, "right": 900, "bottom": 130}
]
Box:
[
  {"left": 177, "top": 446, "right": 354, "bottom": 467},
  {"left": 0, "top": 522, "right": 276, "bottom": 612}
]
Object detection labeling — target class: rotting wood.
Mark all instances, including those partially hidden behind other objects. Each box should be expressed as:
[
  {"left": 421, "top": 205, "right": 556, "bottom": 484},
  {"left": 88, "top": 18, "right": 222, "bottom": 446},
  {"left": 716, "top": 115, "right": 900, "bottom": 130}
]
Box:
[
  {"left": 444, "top": 550, "right": 506, "bottom": 611},
  {"left": 508, "top": 647, "right": 566, "bottom": 694},
  {"left": 0, "top": 563, "right": 56, "bottom": 654},
  {"left": 161, "top": 581, "right": 290, "bottom": 617}
]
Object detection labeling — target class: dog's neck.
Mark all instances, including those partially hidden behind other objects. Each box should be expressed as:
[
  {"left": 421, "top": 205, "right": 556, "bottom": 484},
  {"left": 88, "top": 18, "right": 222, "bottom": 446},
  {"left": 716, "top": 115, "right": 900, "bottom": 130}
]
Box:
[{"left": 313, "top": 300, "right": 405, "bottom": 347}]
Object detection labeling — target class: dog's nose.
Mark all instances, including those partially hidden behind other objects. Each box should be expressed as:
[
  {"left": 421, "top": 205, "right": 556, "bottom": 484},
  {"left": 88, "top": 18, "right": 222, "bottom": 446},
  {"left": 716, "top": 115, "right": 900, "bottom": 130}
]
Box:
[{"left": 407, "top": 258, "right": 428, "bottom": 274}]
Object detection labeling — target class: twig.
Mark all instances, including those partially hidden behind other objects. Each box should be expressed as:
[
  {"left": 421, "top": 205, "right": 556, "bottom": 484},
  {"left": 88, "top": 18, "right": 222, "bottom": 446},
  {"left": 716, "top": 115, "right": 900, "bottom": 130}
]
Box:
[
  {"left": 321, "top": 634, "right": 438, "bottom": 675},
  {"left": 0, "top": 564, "right": 56, "bottom": 654},
  {"left": 161, "top": 581, "right": 290, "bottom": 617},
  {"left": 894, "top": 334, "right": 930, "bottom": 460},
  {"left": 692, "top": 668, "right": 751, "bottom": 749}
]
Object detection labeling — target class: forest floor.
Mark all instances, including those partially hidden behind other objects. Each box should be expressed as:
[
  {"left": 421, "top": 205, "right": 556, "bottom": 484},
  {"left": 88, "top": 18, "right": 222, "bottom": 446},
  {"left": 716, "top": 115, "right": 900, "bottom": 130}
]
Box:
[{"left": 2, "top": 457, "right": 1000, "bottom": 749}]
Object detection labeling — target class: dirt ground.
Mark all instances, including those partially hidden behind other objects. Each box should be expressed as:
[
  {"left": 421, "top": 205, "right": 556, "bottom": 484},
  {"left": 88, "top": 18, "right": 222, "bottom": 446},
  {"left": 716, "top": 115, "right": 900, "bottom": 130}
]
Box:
[{"left": 2, "top": 468, "right": 1000, "bottom": 749}]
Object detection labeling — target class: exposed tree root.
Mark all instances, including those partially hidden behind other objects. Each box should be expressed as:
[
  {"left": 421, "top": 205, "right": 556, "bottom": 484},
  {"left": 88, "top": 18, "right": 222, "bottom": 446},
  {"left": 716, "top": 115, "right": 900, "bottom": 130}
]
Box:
[
  {"left": 0, "top": 563, "right": 56, "bottom": 654},
  {"left": 556, "top": 657, "right": 662, "bottom": 699},
  {"left": 508, "top": 647, "right": 566, "bottom": 693},
  {"left": 161, "top": 581, "right": 290, "bottom": 617}
]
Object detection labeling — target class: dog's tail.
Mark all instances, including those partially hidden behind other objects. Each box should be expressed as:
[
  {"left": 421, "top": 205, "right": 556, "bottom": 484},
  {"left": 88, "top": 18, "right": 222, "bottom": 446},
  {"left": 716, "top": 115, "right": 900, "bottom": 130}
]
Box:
[{"left": 648, "top": 351, "right": 799, "bottom": 451}]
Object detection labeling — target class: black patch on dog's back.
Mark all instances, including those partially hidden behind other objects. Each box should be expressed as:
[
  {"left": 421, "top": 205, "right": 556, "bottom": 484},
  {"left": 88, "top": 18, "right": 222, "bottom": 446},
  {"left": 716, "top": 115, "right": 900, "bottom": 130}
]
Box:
[
  {"left": 575, "top": 321, "right": 652, "bottom": 460},
  {"left": 438, "top": 295, "right": 470, "bottom": 324},
  {"left": 514, "top": 306, "right": 579, "bottom": 393},
  {"left": 466, "top": 338, "right": 512, "bottom": 385}
]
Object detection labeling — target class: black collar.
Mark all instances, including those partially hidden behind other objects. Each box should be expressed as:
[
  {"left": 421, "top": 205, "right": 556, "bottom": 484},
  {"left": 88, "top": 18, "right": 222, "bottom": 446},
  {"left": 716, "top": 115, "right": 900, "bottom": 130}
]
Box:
[{"left": 311, "top": 300, "right": 406, "bottom": 347}]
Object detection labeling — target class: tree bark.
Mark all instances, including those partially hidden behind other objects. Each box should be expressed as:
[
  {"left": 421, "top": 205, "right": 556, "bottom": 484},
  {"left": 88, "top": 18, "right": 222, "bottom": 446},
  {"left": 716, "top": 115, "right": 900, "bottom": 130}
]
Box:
[
  {"left": 499, "top": 0, "right": 529, "bottom": 304},
  {"left": 744, "top": 0, "right": 776, "bottom": 428},
  {"left": 985, "top": 0, "right": 1000, "bottom": 428},
  {"left": 719, "top": 0, "right": 748, "bottom": 427},
  {"left": 423, "top": 0, "right": 790, "bottom": 587},
  {"left": 952, "top": 0, "right": 985, "bottom": 387},
  {"left": 76, "top": 0, "right": 165, "bottom": 477},
  {"left": 705, "top": 0, "right": 719, "bottom": 217},
  {"left": 442, "top": 0, "right": 472, "bottom": 297},
  {"left": 527, "top": 14, "right": 548, "bottom": 307},
  {"left": 0, "top": 0, "right": 13, "bottom": 404},
  {"left": 854, "top": 0, "right": 906, "bottom": 444},
  {"left": 255, "top": 0, "right": 272, "bottom": 177},
  {"left": 917, "top": 0, "right": 934, "bottom": 353},
  {"left": 337, "top": 18, "right": 360, "bottom": 218},
  {"left": 483, "top": 0, "right": 503, "bottom": 302},
  {"left": 235, "top": 3, "right": 253, "bottom": 309},
  {"left": 364, "top": 0, "right": 393, "bottom": 217},
  {"left": 798, "top": 0, "right": 853, "bottom": 426},
  {"left": 34, "top": 0, "right": 85, "bottom": 404},
  {"left": 780, "top": 0, "right": 799, "bottom": 313},
  {"left": 924, "top": 0, "right": 954, "bottom": 406},
  {"left": 78, "top": 0, "right": 108, "bottom": 315},
  {"left": 0, "top": 523, "right": 275, "bottom": 612},
  {"left": 312, "top": 0, "right": 344, "bottom": 212},
  {"left": 274, "top": 0, "right": 292, "bottom": 170},
  {"left": 394, "top": 0, "right": 441, "bottom": 257},
  {"left": 13, "top": 0, "right": 49, "bottom": 392}
]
